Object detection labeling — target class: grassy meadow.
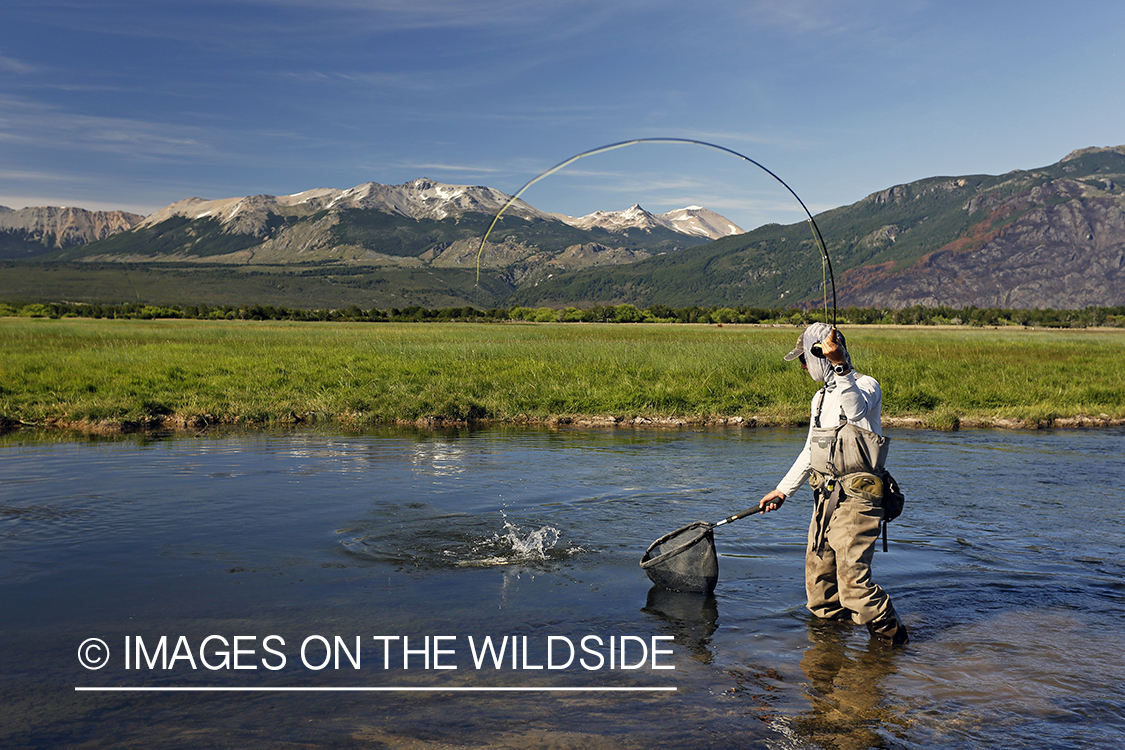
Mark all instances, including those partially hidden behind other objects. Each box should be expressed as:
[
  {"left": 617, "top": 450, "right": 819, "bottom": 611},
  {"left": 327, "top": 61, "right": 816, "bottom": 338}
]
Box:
[{"left": 1, "top": 317, "right": 1123, "bottom": 432}]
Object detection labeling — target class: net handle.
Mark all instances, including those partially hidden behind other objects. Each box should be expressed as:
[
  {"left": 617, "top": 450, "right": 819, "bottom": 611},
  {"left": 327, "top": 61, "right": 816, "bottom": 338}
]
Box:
[{"left": 713, "top": 506, "right": 764, "bottom": 528}]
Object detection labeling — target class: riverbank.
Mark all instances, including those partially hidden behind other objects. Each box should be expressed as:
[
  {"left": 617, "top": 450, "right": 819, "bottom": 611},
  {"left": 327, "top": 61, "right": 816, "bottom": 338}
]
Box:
[
  {"left": 3, "top": 318, "right": 1123, "bottom": 434},
  {"left": 6, "top": 411, "right": 1124, "bottom": 437}
]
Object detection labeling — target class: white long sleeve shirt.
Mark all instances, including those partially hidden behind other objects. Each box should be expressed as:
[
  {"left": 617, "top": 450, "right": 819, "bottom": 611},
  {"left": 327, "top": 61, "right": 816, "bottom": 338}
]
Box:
[{"left": 775, "top": 370, "right": 883, "bottom": 498}]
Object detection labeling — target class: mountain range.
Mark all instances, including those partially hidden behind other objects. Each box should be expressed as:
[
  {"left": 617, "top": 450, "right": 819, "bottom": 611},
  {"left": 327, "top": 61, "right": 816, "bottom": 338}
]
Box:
[
  {"left": 508, "top": 145, "right": 1125, "bottom": 310},
  {"left": 2, "top": 146, "right": 1123, "bottom": 310}
]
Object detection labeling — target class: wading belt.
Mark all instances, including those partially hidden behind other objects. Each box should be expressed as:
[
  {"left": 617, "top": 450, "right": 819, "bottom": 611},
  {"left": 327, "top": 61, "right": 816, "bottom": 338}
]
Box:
[{"left": 814, "top": 472, "right": 893, "bottom": 556}]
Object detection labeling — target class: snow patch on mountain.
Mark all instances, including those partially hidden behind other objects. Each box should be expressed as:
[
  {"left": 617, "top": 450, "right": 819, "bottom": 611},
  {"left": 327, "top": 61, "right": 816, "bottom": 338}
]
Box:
[{"left": 559, "top": 204, "right": 743, "bottom": 240}]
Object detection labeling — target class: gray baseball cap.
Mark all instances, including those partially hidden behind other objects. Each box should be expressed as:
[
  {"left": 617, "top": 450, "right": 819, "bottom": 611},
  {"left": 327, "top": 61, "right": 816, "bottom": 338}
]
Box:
[{"left": 783, "top": 322, "right": 832, "bottom": 361}]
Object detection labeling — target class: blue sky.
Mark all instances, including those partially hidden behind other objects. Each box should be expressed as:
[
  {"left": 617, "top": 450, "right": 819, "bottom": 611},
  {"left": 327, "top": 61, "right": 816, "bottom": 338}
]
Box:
[{"left": 2, "top": 0, "right": 1123, "bottom": 230}]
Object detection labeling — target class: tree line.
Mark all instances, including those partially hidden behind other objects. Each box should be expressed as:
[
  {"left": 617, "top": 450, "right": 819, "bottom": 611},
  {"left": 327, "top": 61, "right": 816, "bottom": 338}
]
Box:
[{"left": 3, "top": 300, "right": 1123, "bottom": 328}]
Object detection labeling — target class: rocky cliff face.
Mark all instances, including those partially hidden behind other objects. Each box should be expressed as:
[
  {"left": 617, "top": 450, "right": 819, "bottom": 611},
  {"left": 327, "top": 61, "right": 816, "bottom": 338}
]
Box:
[
  {"left": 835, "top": 176, "right": 1125, "bottom": 308},
  {"left": 0, "top": 206, "right": 143, "bottom": 257}
]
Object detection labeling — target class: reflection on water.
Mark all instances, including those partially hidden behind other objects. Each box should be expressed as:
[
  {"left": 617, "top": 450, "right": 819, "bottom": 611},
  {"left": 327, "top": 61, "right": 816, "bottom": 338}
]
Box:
[
  {"left": 409, "top": 439, "right": 471, "bottom": 476},
  {"left": 790, "top": 619, "right": 902, "bottom": 750},
  {"left": 642, "top": 587, "right": 719, "bottom": 664},
  {"left": 1, "top": 426, "right": 1124, "bottom": 749}
]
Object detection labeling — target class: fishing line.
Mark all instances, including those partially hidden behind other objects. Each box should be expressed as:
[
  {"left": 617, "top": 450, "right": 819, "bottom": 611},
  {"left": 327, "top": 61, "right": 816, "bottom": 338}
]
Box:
[{"left": 474, "top": 137, "right": 836, "bottom": 325}]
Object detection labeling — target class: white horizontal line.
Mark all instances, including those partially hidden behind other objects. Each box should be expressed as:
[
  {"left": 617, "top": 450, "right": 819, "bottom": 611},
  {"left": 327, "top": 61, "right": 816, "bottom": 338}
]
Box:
[{"left": 75, "top": 686, "right": 676, "bottom": 693}]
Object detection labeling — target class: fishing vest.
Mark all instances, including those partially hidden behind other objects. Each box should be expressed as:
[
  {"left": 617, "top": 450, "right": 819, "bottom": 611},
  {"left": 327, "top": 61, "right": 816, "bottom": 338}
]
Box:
[
  {"left": 808, "top": 386, "right": 889, "bottom": 477},
  {"left": 808, "top": 386, "right": 903, "bottom": 552}
]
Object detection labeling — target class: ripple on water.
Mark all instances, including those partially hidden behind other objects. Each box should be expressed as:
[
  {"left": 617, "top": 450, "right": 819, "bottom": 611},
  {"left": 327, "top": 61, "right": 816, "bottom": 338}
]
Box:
[{"left": 887, "top": 608, "right": 1125, "bottom": 748}]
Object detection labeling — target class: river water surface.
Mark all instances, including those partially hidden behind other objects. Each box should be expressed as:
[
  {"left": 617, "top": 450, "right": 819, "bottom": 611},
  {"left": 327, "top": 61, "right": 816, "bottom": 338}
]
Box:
[{"left": 2, "top": 426, "right": 1123, "bottom": 749}]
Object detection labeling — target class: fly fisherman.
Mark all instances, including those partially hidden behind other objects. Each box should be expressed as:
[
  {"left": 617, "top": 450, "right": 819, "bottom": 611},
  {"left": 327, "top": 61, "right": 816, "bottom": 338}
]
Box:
[{"left": 758, "top": 322, "right": 908, "bottom": 645}]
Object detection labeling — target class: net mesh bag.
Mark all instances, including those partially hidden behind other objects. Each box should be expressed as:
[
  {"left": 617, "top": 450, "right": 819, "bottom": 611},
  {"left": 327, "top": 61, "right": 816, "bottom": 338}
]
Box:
[{"left": 640, "top": 521, "right": 719, "bottom": 594}]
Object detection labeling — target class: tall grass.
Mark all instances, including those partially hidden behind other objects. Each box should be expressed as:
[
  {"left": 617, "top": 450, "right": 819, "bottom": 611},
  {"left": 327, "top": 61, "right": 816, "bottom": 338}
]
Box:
[
  {"left": 1, "top": 318, "right": 1122, "bottom": 430},
  {"left": 861, "top": 327, "right": 1125, "bottom": 427}
]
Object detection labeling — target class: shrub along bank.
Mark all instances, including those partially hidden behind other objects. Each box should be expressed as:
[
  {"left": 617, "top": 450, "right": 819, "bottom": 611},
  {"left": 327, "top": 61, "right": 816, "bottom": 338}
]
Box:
[{"left": 4, "top": 300, "right": 1125, "bottom": 328}]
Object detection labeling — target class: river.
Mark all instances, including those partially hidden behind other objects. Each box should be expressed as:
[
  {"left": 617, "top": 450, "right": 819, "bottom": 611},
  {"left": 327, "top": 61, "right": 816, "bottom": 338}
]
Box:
[{"left": 2, "top": 425, "right": 1123, "bottom": 748}]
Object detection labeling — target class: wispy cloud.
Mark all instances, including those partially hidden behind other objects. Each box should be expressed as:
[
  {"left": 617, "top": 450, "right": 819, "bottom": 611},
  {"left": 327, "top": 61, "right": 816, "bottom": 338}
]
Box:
[
  {"left": 282, "top": 69, "right": 446, "bottom": 94},
  {"left": 684, "top": 129, "right": 821, "bottom": 151},
  {"left": 22, "top": 0, "right": 627, "bottom": 57},
  {"left": 0, "top": 95, "right": 215, "bottom": 159},
  {"left": 401, "top": 162, "right": 505, "bottom": 174},
  {"left": 0, "top": 192, "right": 160, "bottom": 213},
  {"left": 0, "top": 54, "right": 39, "bottom": 74},
  {"left": 0, "top": 167, "right": 91, "bottom": 183},
  {"left": 742, "top": 0, "right": 928, "bottom": 37},
  {"left": 239, "top": 0, "right": 634, "bottom": 32}
]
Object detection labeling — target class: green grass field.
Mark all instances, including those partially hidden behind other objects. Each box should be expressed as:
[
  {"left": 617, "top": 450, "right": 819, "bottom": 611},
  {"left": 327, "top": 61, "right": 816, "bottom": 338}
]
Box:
[{"left": 2, "top": 317, "right": 1123, "bottom": 432}]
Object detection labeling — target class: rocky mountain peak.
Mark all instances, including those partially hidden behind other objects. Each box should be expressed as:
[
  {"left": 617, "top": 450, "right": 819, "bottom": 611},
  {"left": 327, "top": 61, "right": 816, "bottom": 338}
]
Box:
[
  {"left": 559, "top": 203, "right": 742, "bottom": 240},
  {"left": 1062, "top": 145, "right": 1125, "bottom": 162},
  {"left": 135, "top": 179, "right": 559, "bottom": 232},
  {"left": 0, "top": 206, "right": 143, "bottom": 256}
]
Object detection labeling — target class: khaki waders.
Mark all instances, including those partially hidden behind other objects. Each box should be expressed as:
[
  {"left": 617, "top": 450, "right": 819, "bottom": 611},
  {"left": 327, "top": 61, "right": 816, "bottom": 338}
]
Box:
[{"left": 805, "top": 475, "right": 904, "bottom": 643}]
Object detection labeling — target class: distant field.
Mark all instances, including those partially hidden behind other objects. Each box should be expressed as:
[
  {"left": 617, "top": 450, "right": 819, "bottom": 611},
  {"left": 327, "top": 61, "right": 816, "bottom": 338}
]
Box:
[
  {"left": 1, "top": 318, "right": 1123, "bottom": 432},
  {"left": 0, "top": 261, "right": 510, "bottom": 310}
]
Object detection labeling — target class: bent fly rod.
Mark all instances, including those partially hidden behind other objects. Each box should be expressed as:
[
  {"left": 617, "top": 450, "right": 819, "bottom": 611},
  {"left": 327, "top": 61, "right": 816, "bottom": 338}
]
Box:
[{"left": 473, "top": 137, "right": 836, "bottom": 326}]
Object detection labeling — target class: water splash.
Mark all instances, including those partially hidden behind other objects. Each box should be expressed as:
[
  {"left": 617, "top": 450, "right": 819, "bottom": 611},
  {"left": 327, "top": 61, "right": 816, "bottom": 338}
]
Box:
[
  {"left": 453, "top": 520, "right": 568, "bottom": 567},
  {"left": 338, "top": 512, "right": 584, "bottom": 570}
]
